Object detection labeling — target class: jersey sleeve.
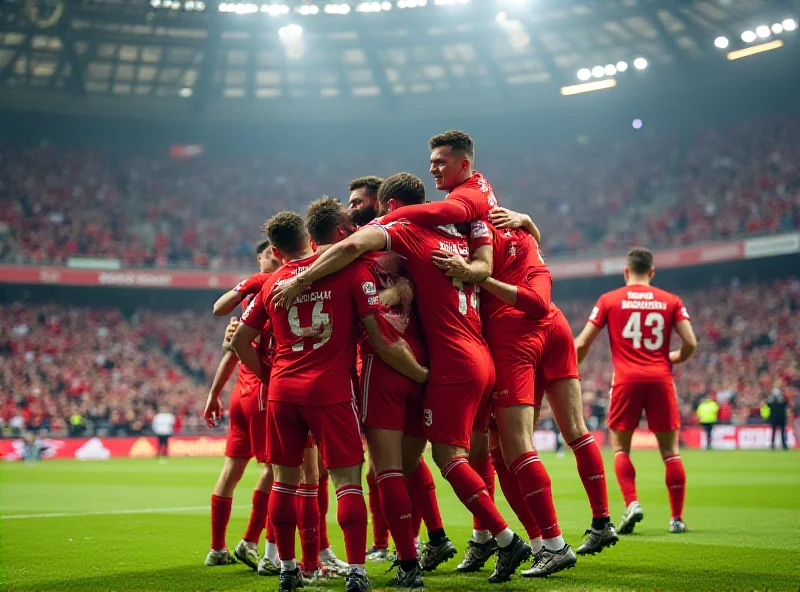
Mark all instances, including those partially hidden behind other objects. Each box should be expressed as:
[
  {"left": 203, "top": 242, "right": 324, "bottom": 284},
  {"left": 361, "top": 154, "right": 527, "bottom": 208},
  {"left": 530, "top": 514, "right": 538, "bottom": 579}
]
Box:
[
  {"left": 673, "top": 296, "right": 690, "bottom": 323},
  {"left": 515, "top": 270, "right": 552, "bottom": 319},
  {"left": 379, "top": 200, "right": 471, "bottom": 227},
  {"left": 351, "top": 261, "right": 385, "bottom": 318},
  {"left": 588, "top": 294, "right": 608, "bottom": 328},
  {"left": 240, "top": 283, "right": 270, "bottom": 330},
  {"left": 379, "top": 220, "right": 415, "bottom": 259},
  {"left": 233, "top": 272, "right": 268, "bottom": 295},
  {"left": 469, "top": 220, "right": 494, "bottom": 250}
]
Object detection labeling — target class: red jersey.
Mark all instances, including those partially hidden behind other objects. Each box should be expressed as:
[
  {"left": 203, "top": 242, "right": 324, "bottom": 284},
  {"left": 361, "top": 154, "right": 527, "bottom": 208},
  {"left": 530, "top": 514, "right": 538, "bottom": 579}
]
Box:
[
  {"left": 378, "top": 219, "right": 485, "bottom": 375},
  {"left": 231, "top": 272, "right": 273, "bottom": 393},
  {"left": 469, "top": 220, "right": 552, "bottom": 324},
  {"left": 589, "top": 284, "right": 690, "bottom": 385},
  {"left": 241, "top": 254, "right": 381, "bottom": 406},
  {"left": 446, "top": 172, "right": 499, "bottom": 222}
]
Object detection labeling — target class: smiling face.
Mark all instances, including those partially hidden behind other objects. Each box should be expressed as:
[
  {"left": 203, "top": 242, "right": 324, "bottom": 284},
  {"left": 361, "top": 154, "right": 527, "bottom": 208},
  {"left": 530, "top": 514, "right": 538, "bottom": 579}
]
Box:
[
  {"left": 347, "top": 187, "right": 378, "bottom": 226},
  {"left": 430, "top": 145, "right": 471, "bottom": 193}
]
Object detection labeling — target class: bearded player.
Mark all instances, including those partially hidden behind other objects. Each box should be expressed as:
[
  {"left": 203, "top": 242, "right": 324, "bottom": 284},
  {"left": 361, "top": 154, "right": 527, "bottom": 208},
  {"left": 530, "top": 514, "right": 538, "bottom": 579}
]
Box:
[
  {"left": 273, "top": 174, "right": 532, "bottom": 585},
  {"left": 575, "top": 247, "right": 697, "bottom": 535},
  {"left": 231, "top": 211, "right": 429, "bottom": 592}
]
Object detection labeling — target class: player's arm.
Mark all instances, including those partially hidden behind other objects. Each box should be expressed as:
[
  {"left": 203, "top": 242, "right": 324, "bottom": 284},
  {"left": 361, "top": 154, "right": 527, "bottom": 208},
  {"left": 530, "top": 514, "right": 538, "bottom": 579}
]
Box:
[
  {"left": 480, "top": 272, "right": 551, "bottom": 320},
  {"left": 488, "top": 206, "right": 541, "bottom": 243},
  {"left": 378, "top": 277, "right": 414, "bottom": 308},
  {"left": 272, "top": 226, "right": 387, "bottom": 309},
  {"left": 431, "top": 245, "right": 493, "bottom": 285},
  {"left": 378, "top": 199, "right": 471, "bottom": 227},
  {"left": 203, "top": 348, "right": 239, "bottom": 428},
  {"left": 669, "top": 319, "right": 697, "bottom": 364},
  {"left": 360, "top": 314, "right": 429, "bottom": 384},
  {"left": 230, "top": 323, "right": 268, "bottom": 382},
  {"left": 213, "top": 290, "right": 245, "bottom": 316},
  {"left": 575, "top": 322, "right": 602, "bottom": 364}
]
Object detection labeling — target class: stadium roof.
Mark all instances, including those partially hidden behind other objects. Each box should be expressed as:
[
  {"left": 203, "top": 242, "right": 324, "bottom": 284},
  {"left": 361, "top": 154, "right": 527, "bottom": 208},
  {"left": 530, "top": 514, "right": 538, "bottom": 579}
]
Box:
[{"left": 0, "top": 0, "right": 797, "bottom": 122}]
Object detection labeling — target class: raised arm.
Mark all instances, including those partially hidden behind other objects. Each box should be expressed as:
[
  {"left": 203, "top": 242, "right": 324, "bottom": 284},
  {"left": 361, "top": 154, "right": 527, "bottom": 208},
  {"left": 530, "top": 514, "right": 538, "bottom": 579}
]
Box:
[
  {"left": 669, "top": 319, "right": 697, "bottom": 364},
  {"left": 575, "top": 322, "right": 602, "bottom": 364},
  {"left": 272, "top": 226, "right": 387, "bottom": 309},
  {"left": 213, "top": 290, "right": 245, "bottom": 316},
  {"left": 488, "top": 207, "right": 541, "bottom": 243},
  {"left": 378, "top": 200, "right": 471, "bottom": 227},
  {"left": 361, "top": 314, "right": 429, "bottom": 384}
]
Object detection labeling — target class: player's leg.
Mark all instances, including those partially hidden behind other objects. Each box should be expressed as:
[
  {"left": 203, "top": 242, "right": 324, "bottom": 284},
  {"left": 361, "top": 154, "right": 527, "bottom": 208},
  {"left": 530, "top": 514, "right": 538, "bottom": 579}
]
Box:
[
  {"left": 546, "top": 378, "right": 617, "bottom": 554},
  {"left": 314, "top": 457, "right": 347, "bottom": 574},
  {"left": 365, "top": 466, "right": 390, "bottom": 560},
  {"left": 310, "top": 400, "right": 370, "bottom": 592},
  {"left": 207, "top": 455, "right": 249, "bottom": 565},
  {"left": 425, "top": 352, "right": 530, "bottom": 584},
  {"left": 468, "top": 428, "right": 495, "bottom": 545},
  {"left": 610, "top": 429, "right": 642, "bottom": 534},
  {"left": 296, "top": 444, "right": 321, "bottom": 577}
]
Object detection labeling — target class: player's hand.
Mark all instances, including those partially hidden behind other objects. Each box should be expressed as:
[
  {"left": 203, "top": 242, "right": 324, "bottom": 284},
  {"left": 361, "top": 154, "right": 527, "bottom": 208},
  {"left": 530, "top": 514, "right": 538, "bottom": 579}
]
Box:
[
  {"left": 669, "top": 350, "right": 681, "bottom": 364},
  {"left": 379, "top": 277, "right": 414, "bottom": 309},
  {"left": 420, "top": 366, "right": 431, "bottom": 384},
  {"left": 204, "top": 394, "right": 223, "bottom": 428},
  {"left": 489, "top": 206, "right": 525, "bottom": 229},
  {"left": 223, "top": 317, "right": 240, "bottom": 348},
  {"left": 431, "top": 250, "right": 471, "bottom": 280},
  {"left": 272, "top": 275, "right": 311, "bottom": 310}
]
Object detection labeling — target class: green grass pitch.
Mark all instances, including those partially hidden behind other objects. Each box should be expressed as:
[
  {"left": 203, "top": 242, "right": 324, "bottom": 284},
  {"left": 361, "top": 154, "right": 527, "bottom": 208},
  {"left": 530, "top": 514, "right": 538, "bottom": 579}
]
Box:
[{"left": 1, "top": 449, "right": 798, "bottom": 591}]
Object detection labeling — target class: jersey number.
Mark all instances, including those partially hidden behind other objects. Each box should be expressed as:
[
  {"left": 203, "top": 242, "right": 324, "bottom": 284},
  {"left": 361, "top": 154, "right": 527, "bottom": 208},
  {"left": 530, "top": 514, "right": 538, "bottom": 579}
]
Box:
[
  {"left": 288, "top": 301, "right": 332, "bottom": 351},
  {"left": 622, "top": 312, "right": 664, "bottom": 351},
  {"left": 452, "top": 278, "right": 479, "bottom": 315}
]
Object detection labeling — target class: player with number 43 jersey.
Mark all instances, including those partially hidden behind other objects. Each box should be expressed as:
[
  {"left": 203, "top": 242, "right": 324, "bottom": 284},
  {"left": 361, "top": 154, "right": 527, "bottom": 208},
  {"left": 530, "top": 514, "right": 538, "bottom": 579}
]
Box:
[{"left": 575, "top": 247, "right": 697, "bottom": 538}]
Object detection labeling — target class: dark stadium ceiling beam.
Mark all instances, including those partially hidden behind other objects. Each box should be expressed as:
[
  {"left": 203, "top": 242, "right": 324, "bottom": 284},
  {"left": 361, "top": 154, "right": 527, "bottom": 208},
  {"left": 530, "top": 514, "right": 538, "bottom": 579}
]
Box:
[
  {"left": 355, "top": 24, "right": 396, "bottom": 106},
  {"left": 640, "top": 3, "right": 694, "bottom": 63},
  {"left": 191, "top": 1, "right": 222, "bottom": 114},
  {"left": 57, "top": 2, "right": 89, "bottom": 96},
  {"left": 0, "top": 34, "right": 31, "bottom": 85}
]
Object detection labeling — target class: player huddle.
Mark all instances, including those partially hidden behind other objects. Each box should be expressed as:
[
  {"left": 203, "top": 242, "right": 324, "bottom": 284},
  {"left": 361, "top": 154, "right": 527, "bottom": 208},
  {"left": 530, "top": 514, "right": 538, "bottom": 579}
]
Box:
[{"left": 201, "top": 130, "right": 698, "bottom": 592}]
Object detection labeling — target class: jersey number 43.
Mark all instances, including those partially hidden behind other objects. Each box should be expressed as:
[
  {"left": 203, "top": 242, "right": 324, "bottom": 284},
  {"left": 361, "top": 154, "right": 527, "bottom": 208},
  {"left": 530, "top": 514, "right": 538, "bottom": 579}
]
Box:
[{"left": 622, "top": 311, "right": 665, "bottom": 350}]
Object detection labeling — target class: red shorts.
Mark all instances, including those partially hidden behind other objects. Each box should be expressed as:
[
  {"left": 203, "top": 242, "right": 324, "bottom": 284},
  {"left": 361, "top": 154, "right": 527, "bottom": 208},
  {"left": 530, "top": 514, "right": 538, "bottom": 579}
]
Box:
[
  {"left": 358, "top": 353, "right": 425, "bottom": 439},
  {"left": 425, "top": 345, "right": 495, "bottom": 448},
  {"left": 225, "top": 382, "right": 268, "bottom": 463},
  {"left": 488, "top": 319, "right": 549, "bottom": 410},
  {"left": 266, "top": 399, "right": 364, "bottom": 469},
  {"left": 608, "top": 381, "right": 680, "bottom": 432},
  {"left": 534, "top": 307, "right": 581, "bottom": 408}
]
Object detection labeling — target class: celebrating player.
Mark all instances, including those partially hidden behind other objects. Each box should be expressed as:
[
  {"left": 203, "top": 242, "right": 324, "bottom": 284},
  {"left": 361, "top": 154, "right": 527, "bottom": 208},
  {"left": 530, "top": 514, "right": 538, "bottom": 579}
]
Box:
[
  {"left": 231, "top": 211, "right": 429, "bottom": 592},
  {"left": 348, "top": 176, "right": 383, "bottom": 227},
  {"left": 272, "top": 174, "right": 532, "bottom": 585},
  {"left": 575, "top": 247, "right": 697, "bottom": 535},
  {"left": 203, "top": 240, "right": 280, "bottom": 569}
]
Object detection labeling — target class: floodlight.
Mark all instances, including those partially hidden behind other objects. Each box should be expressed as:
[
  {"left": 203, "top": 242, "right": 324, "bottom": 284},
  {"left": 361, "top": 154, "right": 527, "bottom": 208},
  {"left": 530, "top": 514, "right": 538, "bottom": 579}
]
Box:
[
  {"left": 577, "top": 68, "right": 591, "bottom": 81},
  {"left": 633, "top": 57, "right": 647, "bottom": 69},
  {"left": 714, "top": 36, "right": 729, "bottom": 48},
  {"left": 591, "top": 65, "right": 605, "bottom": 78},
  {"left": 741, "top": 30, "right": 757, "bottom": 43},
  {"left": 756, "top": 25, "right": 770, "bottom": 38},
  {"left": 278, "top": 23, "right": 303, "bottom": 43},
  {"left": 604, "top": 64, "right": 616, "bottom": 76},
  {"left": 782, "top": 19, "right": 796, "bottom": 31},
  {"left": 616, "top": 61, "right": 628, "bottom": 72}
]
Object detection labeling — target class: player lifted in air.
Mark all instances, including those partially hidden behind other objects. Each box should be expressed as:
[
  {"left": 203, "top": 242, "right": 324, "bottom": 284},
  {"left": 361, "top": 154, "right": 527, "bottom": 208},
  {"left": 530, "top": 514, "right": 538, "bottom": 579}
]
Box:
[
  {"left": 575, "top": 247, "right": 697, "bottom": 535},
  {"left": 203, "top": 239, "right": 280, "bottom": 568},
  {"left": 231, "top": 211, "right": 429, "bottom": 592},
  {"left": 273, "top": 173, "right": 532, "bottom": 585}
]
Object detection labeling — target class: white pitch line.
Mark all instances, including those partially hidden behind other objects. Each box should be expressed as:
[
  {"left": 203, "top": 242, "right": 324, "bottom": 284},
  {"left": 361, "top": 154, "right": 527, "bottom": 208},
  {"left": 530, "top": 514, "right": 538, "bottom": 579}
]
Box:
[{"left": 1, "top": 504, "right": 247, "bottom": 520}]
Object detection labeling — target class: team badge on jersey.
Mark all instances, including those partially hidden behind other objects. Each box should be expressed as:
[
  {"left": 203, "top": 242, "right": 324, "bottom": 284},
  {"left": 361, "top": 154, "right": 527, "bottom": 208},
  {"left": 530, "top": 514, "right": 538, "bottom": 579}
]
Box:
[{"left": 362, "top": 281, "right": 376, "bottom": 295}]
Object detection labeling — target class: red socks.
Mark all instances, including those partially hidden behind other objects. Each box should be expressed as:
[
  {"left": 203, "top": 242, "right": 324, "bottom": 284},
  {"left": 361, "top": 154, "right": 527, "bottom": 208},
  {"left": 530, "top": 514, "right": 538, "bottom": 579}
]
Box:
[
  {"left": 210, "top": 494, "right": 233, "bottom": 551},
  {"left": 568, "top": 434, "right": 610, "bottom": 519},
  {"left": 367, "top": 470, "right": 390, "bottom": 549},
  {"left": 614, "top": 451, "right": 638, "bottom": 506},
  {"left": 297, "top": 484, "right": 320, "bottom": 571},
  {"left": 406, "top": 459, "right": 443, "bottom": 532},
  {"left": 491, "top": 447, "right": 541, "bottom": 540},
  {"left": 411, "top": 497, "right": 422, "bottom": 540},
  {"left": 377, "top": 471, "right": 417, "bottom": 561},
  {"left": 243, "top": 489, "right": 270, "bottom": 545},
  {"left": 442, "top": 457, "right": 507, "bottom": 536},
  {"left": 510, "top": 451, "right": 561, "bottom": 538},
  {"left": 664, "top": 454, "right": 686, "bottom": 520},
  {"left": 469, "top": 454, "right": 496, "bottom": 532},
  {"left": 318, "top": 475, "right": 330, "bottom": 551},
  {"left": 336, "top": 485, "right": 368, "bottom": 565},
  {"left": 269, "top": 483, "right": 298, "bottom": 560}
]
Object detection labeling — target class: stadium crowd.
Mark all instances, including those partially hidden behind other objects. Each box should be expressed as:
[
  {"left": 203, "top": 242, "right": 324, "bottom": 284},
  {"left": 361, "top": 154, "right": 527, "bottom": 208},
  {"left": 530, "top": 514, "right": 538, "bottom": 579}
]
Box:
[
  {"left": 2, "top": 277, "right": 796, "bottom": 437},
  {"left": 1, "top": 115, "right": 798, "bottom": 268}
]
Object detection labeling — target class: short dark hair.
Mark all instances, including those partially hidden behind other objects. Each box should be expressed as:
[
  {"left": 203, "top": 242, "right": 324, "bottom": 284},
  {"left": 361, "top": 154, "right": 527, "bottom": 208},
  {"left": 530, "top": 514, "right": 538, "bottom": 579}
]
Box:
[
  {"left": 429, "top": 130, "right": 475, "bottom": 162},
  {"left": 263, "top": 211, "right": 308, "bottom": 255},
  {"left": 255, "top": 239, "right": 271, "bottom": 255},
  {"left": 306, "top": 196, "right": 349, "bottom": 245},
  {"left": 377, "top": 172, "right": 426, "bottom": 207},
  {"left": 348, "top": 176, "right": 383, "bottom": 197},
  {"left": 627, "top": 247, "right": 654, "bottom": 275}
]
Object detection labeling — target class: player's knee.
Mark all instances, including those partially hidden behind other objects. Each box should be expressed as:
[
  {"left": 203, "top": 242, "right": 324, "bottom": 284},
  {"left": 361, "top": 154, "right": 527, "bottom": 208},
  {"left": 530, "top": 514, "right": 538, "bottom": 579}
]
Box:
[{"left": 329, "top": 464, "right": 363, "bottom": 488}]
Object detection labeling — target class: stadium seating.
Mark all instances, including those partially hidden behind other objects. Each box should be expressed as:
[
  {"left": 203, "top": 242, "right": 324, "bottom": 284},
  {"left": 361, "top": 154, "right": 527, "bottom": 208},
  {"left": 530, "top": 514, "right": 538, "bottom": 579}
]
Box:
[
  {"left": 2, "top": 278, "right": 796, "bottom": 437},
  {"left": 1, "top": 115, "right": 797, "bottom": 268}
]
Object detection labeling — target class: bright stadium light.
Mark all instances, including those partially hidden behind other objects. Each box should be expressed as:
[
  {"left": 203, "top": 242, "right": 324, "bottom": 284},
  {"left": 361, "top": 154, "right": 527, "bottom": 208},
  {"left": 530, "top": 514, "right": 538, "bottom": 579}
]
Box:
[
  {"left": 714, "top": 36, "right": 729, "bottom": 48},
  {"left": 591, "top": 65, "right": 605, "bottom": 78},
  {"left": 324, "top": 3, "right": 351, "bottom": 14},
  {"left": 262, "top": 3, "right": 290, "bottom": 16},
  {"left": 633, "top": 57, "right": 648, "bottom": 70},
  {"left": 577, "top": 68, "right": 591, "bottom": 81},
  {"left": 561, "top": 79, "right": 617, "bottom": 96},
  {"left": 741, "top": 30, "right": 757, "bottom": 43},
  {"left": 278, "top": 23, "right": 303, "bottom": 42},
  {"left": 756, "top": 25, "right": 771, "bottom": 38},
  {"left": 771, "top": 23, "right": 784, "bottom": 34},
  {"left": 604, "top": 64, "right": 617, "bottom": 76},
  {"left": 632, "top": 118, "right": 643, "bottom": 129},
  {"left": 496, "top": 12, "right": 507, "bottom": 22},
  {"left": 435, "top": 0, "right": 469, "bottom": 5},
  {"left": 783, "top": 18, "right": 797, "bottom": 31},
  {"left": 297, "top": 4, "right": 319, "bottom": 14},
  {"left": 397, "top": 0, "right": 428, "bottom": 7},
  {"left": 727, "top": 39, "right": 783, "bottom": 60},
  {"left": 179, "top": 87, "right": 193, "bottom": 97},
  {"left": 356, "top": 1, "right": 392, "bottom": 12},
  {"left": 150, "top": 0, "right": 162, "bottom": 7},
  {"left": 616, "top": 61, "right": 628, "bottom": 72}
]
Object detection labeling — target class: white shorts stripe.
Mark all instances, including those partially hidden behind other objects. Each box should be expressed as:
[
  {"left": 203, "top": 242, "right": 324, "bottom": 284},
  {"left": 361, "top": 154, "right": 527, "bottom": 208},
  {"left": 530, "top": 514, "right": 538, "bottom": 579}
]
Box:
[{"left": 361, "top": 354, "right": 374, "bottom": 424}]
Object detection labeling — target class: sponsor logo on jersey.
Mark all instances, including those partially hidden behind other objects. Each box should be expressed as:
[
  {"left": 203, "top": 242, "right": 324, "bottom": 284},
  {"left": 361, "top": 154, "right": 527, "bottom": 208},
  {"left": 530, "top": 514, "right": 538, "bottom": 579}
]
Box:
[
  {"left": 437, "top": 241, "right": 469, "bottom": 256},
  {"left": 362, "top": 281, "right": 376, "bottom": 295},
  {"left": 367, "top": 296, "right": 380, "bottom": 306},
  {"left": 242, "top": 298, "right": 256, "bottom": 320},
  {"left": 471, "top": 221, "right": 490, "bottom": 239},
  {"left": 423, "top": 408, "right": 433, "bottom": 427}
]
